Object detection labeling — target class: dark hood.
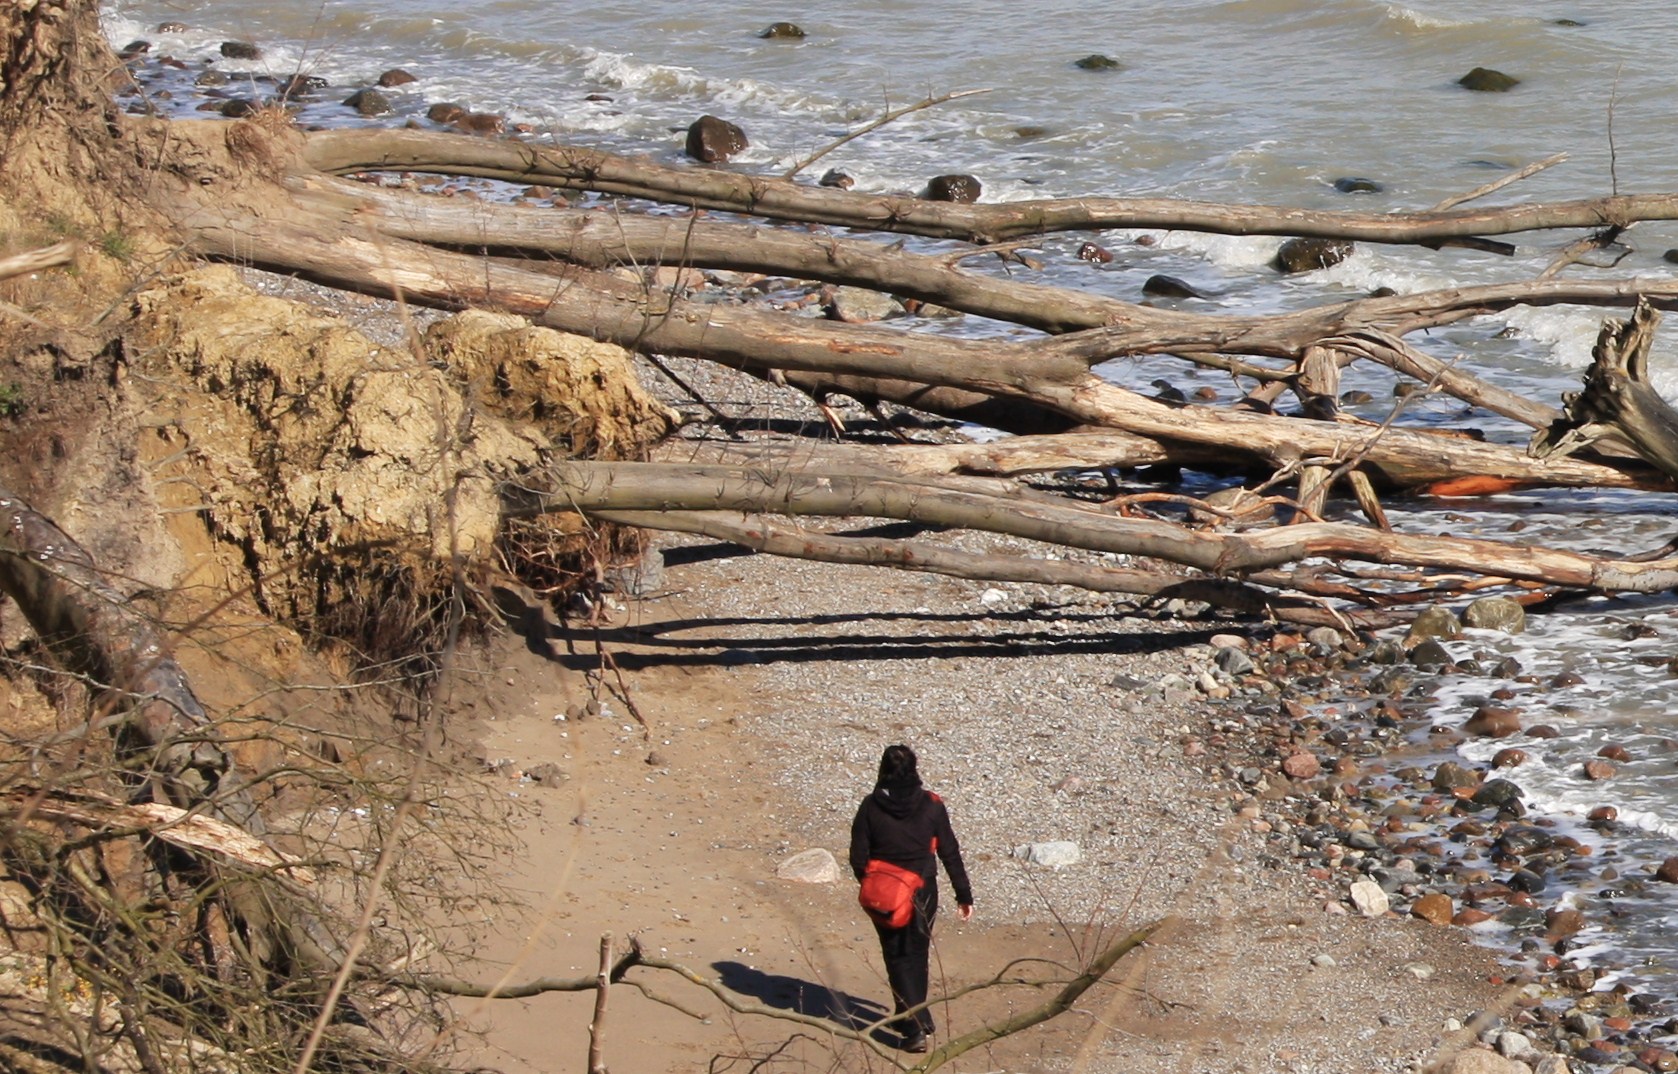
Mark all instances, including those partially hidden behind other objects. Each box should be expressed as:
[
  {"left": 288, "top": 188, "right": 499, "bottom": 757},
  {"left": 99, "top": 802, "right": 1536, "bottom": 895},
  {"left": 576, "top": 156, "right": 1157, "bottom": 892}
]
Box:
[{"left": 872, "top": 784, "right": 924, "bottom": 819}]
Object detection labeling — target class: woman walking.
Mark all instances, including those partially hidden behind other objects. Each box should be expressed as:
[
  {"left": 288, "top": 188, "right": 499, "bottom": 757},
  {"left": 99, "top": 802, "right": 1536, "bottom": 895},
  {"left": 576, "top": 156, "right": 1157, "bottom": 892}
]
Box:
[{"left": 849, "top": 744, "right": 973, "bottom": 1052}]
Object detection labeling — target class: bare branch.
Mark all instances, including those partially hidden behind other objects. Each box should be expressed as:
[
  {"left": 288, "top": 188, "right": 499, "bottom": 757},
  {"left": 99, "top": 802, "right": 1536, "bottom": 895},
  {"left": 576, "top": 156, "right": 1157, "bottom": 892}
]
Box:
[{"left": 782, "top": 89, "right": 991, "bottom": 180}]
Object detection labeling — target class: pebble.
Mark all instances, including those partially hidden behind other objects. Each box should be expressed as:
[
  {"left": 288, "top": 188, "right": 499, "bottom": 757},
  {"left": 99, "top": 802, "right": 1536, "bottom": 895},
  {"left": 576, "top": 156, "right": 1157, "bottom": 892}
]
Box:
[
  {"left": 1349, "top": 879, "right": 1389, "bottom": 917},
  {"left": 1011, "top": 840, "right": 1081, "bottom": 867}
]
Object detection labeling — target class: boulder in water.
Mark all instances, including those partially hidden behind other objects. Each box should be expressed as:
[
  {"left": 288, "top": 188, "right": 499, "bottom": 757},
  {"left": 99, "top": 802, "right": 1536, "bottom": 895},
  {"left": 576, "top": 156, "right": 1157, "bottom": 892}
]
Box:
[
  {"left": 686, "top": 114, "right": 749, "bottom": 163},
  {"left": 923, "top": 174, "right": 981, "bottom": 203},
  {"left": 1458, "top": 67, "right": 1519, "bottom": 92}
]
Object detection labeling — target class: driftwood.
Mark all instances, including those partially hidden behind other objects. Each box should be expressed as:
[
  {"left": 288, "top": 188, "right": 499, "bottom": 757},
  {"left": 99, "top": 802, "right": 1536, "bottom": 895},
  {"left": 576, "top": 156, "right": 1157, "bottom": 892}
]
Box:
[
  {"left": 401, "top": 922, "right": 1162, "bottom": 1073},
  {"left": 137, "top": 109, "right": 1678, "bottom": 618},
  {"left": 1533, "top": 299, "right": 1678, "bottom": 476},
  {"left": 18, "top": 4, "right": 1678, "bottom": 1069}
]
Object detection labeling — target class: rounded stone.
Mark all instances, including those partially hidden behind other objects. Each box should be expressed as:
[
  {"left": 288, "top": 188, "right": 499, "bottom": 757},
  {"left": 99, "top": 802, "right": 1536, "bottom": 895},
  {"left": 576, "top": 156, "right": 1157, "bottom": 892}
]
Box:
[
  {"left": 686, "top": 114, "right": 750, "bottom": 163},
  {"left": 776, "top": 847, "right": 840, "bottom": 883},
  {"left": 1333, "top": 176, "right": 1383, "bottom": 194},
  {"left": 1411, "top": 892, "right": 1454, "bottom": 924},
  {"left": 343, "top": 88, "right": 393, "bottom": 116},
  {"left": 1464, "top": 595, "right": 1526, "bottom": 634},
  {"left": 1471, "top": 778, "right": 1522, "bottom": 808},
  {"left": 1282, "top": 752, "right": 1321, "bottom": 780},
  {"left": 1407, "top": 605, "right": 1463, "bottom": 643},
  {"left": 758, "top": 21, "right": 806, "bottom": 39},
  {"left": 924, "top": 174, "right": 981, "bottom": 203},
  {"left": 1274, "top": 237, "right": 1354, "bottom": 273},
  {"left": 1142, "top": 274, "right": 1205, "bottom": 299},
  {"left": 1463, "top": 703, "right": 1521, "bottom": 738},
  {"left": 1459, "top": 67, "right": 1520, "bottom": 92}
]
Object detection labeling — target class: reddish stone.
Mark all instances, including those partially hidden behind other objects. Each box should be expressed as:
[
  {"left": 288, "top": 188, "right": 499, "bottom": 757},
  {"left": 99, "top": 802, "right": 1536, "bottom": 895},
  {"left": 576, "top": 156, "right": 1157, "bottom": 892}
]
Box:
[
  {"left": 1582, "top": 759, "right": 1616, "bottom": 782},
  {"left": 1527, "top": 724, "right": 1561, "bottom": 739},
  {"left": 1598, "top": 744, "right": 1632, "bottom": 762},
  {"left": 1463, "top": 703, "right": 1522, "bottom": 738},
  {"left": 1589, "top": 805, "right": 1619, "bottom": 825},
  {"left": 1636, "top": 1046, "right": 1678, "bottom": 1072},
  {"left": 1452, "top": 907, "right": 1494, "bottom": 926},
  {"left": 1411, "top": 892, "right": 1454, "bottom": 925},
  {"left": 1282, "top": 752, "right": 1321, "bottom": 779},
  {"left": 1506, "top": 891, "right": 1537, "bottom": 908},
  {"left": 1656, "top": 857, "right": 1678, "bottom": 883},
  {"left": 1545, "top": 908, "right": 1585, "bottom": 937},
  {"left": 1604, "top": 1016, "right": 1632, "bottom": 1033},
  {"left": 1491, "top": 747, "right": 1528, "bottom": 768}
]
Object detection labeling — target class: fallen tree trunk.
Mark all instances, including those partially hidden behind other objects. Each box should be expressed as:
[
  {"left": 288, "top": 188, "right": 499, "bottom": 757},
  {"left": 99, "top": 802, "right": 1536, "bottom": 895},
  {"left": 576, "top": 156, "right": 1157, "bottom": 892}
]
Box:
[
  {"left": 516, "top": 459, "right": 1678, "bottom": 593},
  {"left": 171, "top": 189, "right": 1665, "bottom": 495},
  {"left": 303, "top": 128, "right": 1678, "bottom": 247}
]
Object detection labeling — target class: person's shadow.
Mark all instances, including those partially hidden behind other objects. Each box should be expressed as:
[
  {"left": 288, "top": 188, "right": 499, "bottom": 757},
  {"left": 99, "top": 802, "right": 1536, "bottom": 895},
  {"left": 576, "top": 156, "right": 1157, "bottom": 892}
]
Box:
[{"left": 711, "top": 961, "right": 893, "bottom": 1041}]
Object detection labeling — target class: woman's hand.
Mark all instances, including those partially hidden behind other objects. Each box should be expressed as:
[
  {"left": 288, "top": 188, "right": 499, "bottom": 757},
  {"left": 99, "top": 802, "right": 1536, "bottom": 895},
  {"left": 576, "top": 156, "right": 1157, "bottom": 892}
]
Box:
[{"left": 957, "top": 903, "right": 973, "bottom": 922}]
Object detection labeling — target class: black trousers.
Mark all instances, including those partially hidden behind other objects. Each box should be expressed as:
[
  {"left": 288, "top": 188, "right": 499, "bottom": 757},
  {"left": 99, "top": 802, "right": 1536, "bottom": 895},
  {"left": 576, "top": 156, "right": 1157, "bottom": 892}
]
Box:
[{"left": 873, "top": 886, "right": 938, "bottom": 1035}]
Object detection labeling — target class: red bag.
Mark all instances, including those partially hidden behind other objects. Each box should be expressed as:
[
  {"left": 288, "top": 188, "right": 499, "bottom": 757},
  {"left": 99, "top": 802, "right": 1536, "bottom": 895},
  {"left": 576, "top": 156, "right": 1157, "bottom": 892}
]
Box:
[{"left": 859, "top": 859, "right": 924, "bottom": 928}]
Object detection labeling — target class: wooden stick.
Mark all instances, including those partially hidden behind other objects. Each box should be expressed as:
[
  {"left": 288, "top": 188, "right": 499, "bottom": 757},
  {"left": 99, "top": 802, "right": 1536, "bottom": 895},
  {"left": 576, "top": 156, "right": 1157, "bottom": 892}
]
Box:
[
  {"left": 1431, "top": 152, "right": 1570, "bottom": 211},
  {"left": 0, "top": 240, "right": 77, "bottom": 281},
  {"left": 588, "top": 933, "right": 613, "bottom": 1074},
  {"left": 782, "top": 89, "right": 990, "bottom": 180}
]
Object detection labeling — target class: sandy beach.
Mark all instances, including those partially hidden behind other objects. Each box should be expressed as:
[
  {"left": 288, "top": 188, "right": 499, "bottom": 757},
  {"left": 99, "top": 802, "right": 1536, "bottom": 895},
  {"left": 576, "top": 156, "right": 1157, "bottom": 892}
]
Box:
[{"left": 425, "top": 356, "right": 1530, "bottom": 1074}]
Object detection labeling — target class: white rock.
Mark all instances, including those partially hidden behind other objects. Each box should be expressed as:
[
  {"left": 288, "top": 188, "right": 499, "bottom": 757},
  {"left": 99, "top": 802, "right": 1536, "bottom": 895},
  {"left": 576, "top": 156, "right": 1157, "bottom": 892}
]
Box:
[
  {"left": 1495, "top": 1031, "right": 1536, "bottom": 1062},
  {"left": 1403, "top": 961, "right": 1436, "bottom": 981},
  {"left": 1011, "top": 840, "right": 1081, "bottom": 868},
  {"left": 979, "top": 588, "right": 1007, "bottom": 607},
  {"left": 1310, "top": 953, "right": 1337, "bottom": 968},
  {"left": 1349, "top": 879, "right": 1389, "bottom": 918},
  {"left": 776, "top": 848, "right": 841, "bottom": 884}
]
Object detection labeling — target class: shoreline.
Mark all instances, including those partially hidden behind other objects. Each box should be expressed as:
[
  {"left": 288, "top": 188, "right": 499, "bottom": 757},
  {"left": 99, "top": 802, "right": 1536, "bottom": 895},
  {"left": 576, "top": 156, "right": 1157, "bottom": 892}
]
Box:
[
  {"left": 221, "top": 262, "right": 1661, "bottom": 1072},
  {"left": 443, "top": 521, "right": 1527, "bottom": 1074}
]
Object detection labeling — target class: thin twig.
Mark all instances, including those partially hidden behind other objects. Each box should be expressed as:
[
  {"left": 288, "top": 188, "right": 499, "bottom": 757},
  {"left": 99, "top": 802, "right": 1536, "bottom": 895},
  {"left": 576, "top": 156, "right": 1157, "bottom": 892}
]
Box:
[
  {"left": 783, "top": 89, "right": 991, "bottom": 180},
  {"left": 1429, "top": 152, "right": 1569, "bottom": 212}
]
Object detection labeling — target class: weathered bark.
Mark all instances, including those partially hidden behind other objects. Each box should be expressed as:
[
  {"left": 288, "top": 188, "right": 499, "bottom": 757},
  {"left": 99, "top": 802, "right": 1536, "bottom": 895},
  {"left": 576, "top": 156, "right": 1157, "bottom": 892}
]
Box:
[
  {"left": 1533, "top": 300, "right": 1678, "bottom": 477},
  {"left": 170, "top": 190, "right": 1669, "bottom": 496},
  {"left": 516, "top": 460, "right": 1678, "bottom": 593},
  {"left": 303, "top": 128, "right": 1678, "bottom": 247}
]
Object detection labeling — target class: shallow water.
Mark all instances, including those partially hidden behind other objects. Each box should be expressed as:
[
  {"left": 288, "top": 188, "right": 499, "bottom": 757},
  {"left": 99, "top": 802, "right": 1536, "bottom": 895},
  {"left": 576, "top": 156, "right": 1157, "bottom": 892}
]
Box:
[{"left": 103, "top": 0, "right": 1678, "bottom": 1023}]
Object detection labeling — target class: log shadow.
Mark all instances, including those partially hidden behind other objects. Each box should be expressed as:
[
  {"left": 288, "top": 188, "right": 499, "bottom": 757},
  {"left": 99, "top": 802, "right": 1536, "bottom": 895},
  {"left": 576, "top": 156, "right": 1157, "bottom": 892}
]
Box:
[
  {"left": 661, "top": 525, "right": 937, "bottom": 567},
  {"left": 710, "top": 960, "right": 891, "bottom": 1039},
  {"left": 550, "top": 609, "right": 1212, "bottom": 672}
]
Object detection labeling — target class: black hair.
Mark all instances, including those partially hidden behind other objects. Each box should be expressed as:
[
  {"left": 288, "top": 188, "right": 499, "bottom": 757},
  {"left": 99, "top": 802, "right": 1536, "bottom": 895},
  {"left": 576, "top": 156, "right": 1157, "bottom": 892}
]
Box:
[{"left": 876, "top": 743, "right": 920, "bottom": 791}]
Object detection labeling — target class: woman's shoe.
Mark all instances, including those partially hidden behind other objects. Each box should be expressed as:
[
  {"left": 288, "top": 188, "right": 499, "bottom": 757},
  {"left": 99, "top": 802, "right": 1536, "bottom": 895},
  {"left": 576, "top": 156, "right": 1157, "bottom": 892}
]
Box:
[{"left": 900, "top": 1031, "right": 928, "bottom": 1053}]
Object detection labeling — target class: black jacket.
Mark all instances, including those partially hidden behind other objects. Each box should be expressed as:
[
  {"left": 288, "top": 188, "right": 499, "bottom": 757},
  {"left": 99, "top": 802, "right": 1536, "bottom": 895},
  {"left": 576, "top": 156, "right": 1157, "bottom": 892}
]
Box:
[{"left": 850, "top": 786, "right": 973, "bottom": 907}]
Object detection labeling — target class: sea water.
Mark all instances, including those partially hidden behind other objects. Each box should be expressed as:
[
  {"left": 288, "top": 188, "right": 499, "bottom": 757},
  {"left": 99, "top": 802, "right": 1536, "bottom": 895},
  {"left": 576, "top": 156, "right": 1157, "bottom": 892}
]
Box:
[{"left": 101, "top": 0, "right": 1678, "bottom": 1010}]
